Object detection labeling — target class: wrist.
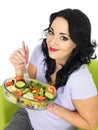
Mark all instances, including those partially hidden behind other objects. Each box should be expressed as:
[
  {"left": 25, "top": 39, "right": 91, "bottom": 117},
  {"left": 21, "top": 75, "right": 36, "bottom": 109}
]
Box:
[
  {"left": 47, "top": 103, "right": 57, "bottom": 113},
  {"left": 15, "top": 68, "right": 24, "bottom": 77}
]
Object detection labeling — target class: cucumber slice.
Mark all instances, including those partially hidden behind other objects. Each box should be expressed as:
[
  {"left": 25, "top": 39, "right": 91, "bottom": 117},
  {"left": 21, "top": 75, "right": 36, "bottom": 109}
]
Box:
[
  {"left": 15, "top": 81, "right": 26, "bottom": 89},
  {"left": 45, "top": 91, "right": 54, "bottom": 100},
  {"left": 22, "top": 88, "right": 30, "bottom": 94},
  {"left": 38, "top": 88, "right": 44, "bottom": 96}
]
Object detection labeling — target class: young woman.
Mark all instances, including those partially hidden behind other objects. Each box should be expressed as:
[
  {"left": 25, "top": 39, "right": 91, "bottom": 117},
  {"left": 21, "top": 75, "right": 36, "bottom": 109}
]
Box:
[{"left": 5, "top": 8, "right": 98, "bottom": 130}]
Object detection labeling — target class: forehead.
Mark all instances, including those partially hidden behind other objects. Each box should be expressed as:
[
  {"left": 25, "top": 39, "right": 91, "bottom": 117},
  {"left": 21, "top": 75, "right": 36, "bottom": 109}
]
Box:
[{"left": 51, "top": 17, "right": 69, "bottom": 33}]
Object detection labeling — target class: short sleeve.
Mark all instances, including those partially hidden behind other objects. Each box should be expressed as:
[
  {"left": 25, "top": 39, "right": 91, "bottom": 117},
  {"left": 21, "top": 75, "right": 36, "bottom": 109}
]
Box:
[{"left": 69, "top": 65, "right": 97, "bottom": 99}]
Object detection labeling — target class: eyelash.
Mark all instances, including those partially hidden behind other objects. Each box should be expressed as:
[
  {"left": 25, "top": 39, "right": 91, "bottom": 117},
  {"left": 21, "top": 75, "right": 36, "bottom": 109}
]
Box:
[
  {"left": 48, "top": 29, "right": 69, "bottom": 41},
  {"left": 48, "top": 30, "right": 53, "bottom": 35}
]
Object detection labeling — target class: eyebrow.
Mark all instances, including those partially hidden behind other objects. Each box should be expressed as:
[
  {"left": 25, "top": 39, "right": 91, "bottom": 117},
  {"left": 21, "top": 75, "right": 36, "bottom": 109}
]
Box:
[{"left": 50, "top": 27, "right": 70, "bottom": 37}]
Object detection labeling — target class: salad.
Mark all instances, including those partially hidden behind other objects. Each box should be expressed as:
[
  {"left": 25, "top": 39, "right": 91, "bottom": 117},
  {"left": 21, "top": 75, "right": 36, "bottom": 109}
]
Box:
[{"left": 3, "top": 76, "right": 56, "bottom": 110}]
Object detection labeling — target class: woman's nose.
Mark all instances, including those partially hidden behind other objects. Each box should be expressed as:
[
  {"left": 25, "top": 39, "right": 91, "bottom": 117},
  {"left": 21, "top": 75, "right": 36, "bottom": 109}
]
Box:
[{"left": 50, "top": 36, "right": 58, "bottom": 45}]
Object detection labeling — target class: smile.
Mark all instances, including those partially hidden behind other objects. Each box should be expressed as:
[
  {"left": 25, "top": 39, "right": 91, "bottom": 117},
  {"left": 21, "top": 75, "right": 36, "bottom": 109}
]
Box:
[{"left": 49, "top": 47, "right": 59, "bottom": 52}]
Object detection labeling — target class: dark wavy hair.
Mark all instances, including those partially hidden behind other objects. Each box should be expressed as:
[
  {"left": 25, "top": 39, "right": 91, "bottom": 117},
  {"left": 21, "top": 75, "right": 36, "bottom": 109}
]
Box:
[{"left": 41, "top": 8, "right": 97, "bottom": 89}]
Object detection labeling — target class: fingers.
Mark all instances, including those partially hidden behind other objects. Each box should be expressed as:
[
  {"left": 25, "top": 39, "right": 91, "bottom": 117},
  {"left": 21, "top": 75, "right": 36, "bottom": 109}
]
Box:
[
  {"left": 10, "top": 50, "right": 23, "bottom": 64},
  {"left": 9, "top": 47, "right": 29, "bottom": 69},
  {"left": 25, "top": 45, "right": 29, "bottom": 59},
  {"left": 25, "top": 45, "right": 29, "bottom": 53}
]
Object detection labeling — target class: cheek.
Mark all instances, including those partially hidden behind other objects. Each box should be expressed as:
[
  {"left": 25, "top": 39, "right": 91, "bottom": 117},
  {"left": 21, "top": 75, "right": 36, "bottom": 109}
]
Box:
[
  {"left": 46, "top": 35, "right": 54, "bottom": 44},
  {"left": 61, "top": 43, "right": 76, "bottom": 54}
]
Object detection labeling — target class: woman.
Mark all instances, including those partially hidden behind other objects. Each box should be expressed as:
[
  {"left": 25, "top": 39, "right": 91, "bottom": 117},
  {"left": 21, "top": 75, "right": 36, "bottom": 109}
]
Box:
[{"left": 5, "top": 8, "right": 98, "bottom": 130}]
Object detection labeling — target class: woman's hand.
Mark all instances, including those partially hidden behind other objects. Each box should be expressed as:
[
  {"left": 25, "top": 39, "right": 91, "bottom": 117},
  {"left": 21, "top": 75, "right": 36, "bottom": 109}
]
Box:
[{"left": 9, "top": 45, "right": 29, "bottom": 77}]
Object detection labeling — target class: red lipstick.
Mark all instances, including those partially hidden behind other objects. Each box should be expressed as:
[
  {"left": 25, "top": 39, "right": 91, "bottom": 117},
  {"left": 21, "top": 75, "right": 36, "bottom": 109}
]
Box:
[{"left": 49, "top": 47, "right": 58, "bottom": 52}]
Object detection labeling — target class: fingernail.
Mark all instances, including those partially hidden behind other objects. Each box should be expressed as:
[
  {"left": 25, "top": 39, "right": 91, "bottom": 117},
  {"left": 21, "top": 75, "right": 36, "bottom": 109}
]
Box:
[
  {"left": 19, "top": 62, "right": 24, "bottom": 65},
  {"left": 24, "top": 56, "right": 27, "bottom": 59},
  {"left": 47, "top": 104, "right": 52, "bottom": 109}
]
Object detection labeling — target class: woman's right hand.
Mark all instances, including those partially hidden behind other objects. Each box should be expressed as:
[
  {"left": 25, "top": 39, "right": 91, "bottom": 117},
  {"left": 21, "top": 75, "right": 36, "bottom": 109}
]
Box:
[{"left": 9, "top": 45, "right": 29, "bottom": 77}]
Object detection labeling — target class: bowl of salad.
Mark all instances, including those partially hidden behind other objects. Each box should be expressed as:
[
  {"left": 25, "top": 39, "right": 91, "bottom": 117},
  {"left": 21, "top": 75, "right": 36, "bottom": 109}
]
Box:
[{"left": 3, "top": 76, "right": 57, "bottom": 110}]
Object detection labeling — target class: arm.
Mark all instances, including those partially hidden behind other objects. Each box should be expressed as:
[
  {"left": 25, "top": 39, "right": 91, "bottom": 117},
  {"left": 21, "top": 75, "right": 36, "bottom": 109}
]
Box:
[
  {"left": 28, "top": 62, "right": 37, "bottom": 79},
  {"left": 48, "top": 94, "right": 98, "bottom": 130}
]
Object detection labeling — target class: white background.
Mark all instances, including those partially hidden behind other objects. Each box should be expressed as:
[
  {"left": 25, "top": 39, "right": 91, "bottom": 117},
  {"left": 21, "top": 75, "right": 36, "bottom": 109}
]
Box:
[{"left": 0, "top": 0, "right": 98, "bottom": 84}]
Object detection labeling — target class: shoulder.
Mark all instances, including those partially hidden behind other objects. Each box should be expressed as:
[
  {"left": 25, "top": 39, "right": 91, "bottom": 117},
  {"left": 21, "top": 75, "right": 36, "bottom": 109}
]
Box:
[
  {"left": 67, "top": 65, "right": 97, "bottom": 99},
  {"left": 69, "top": 64, "right": 90, "bottom": 80},
  {"left": 33, "top": 44, "right": 42, "bottom": 54},
  {"left": 30, "top": 44, "right": 43, "bottom": 58},
  {"left": 30, "top": 44, "right": 44, "bottom": 66},
  {"left": 68, "top": 65, "right": 91, "bottom": 88}
]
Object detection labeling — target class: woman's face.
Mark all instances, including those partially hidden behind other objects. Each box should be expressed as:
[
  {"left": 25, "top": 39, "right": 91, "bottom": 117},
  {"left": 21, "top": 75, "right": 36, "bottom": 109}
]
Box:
[{"left": 46, "top": 17, "right": 76, "bottom": 65}]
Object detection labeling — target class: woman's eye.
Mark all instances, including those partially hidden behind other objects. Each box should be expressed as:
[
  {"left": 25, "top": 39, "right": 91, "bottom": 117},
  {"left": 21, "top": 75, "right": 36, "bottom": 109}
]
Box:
[
  {"left": 60, "top": 36, "right": 68, "bottom": 41},
  {"left": 48, "top": 30, "right": 54, "bottom": 35}
]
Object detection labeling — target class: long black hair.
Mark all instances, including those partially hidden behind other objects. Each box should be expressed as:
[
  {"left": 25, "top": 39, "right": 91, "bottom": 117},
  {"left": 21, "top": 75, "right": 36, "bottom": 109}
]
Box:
[{"left": 42, "top": 8, "right": 97, "bottom": 89}]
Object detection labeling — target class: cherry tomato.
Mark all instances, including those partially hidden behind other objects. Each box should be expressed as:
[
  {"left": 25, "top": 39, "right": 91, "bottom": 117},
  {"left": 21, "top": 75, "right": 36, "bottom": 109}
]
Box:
[
  {"left": 48, "top": 86, "right": 56, "bottom": 95},
  {"left": 14, "top": 89, "right": 22, "bottom": 96},
  {"left": 30, "top": 87, "right": 39, "bottom": 92},
  {"left": 5, "top": 81, "right": 14, "bottom": 87},
  {"left": 34, "top": 95, "right": 46, "bottom": 101},
  {"left": 15, "top": 76, "right": 24, "bottom": 81}
]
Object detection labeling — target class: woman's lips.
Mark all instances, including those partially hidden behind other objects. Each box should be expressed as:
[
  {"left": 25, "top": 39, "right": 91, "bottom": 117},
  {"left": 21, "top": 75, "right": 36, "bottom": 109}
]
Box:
[{"left": 49, "top": 47, "right": 58, "bottom": 52}]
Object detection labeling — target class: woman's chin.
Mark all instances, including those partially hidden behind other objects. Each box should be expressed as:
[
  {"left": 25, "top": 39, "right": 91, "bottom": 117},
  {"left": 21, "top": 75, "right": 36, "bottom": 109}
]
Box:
[{"left": 49, "top": 54, "right": 56, "bottom": 59}]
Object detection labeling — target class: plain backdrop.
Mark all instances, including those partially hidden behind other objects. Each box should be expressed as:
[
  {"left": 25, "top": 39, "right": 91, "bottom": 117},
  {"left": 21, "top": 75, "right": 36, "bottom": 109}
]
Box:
[{"left": 0, "top": 0, "right": 98, "bottom": 84}]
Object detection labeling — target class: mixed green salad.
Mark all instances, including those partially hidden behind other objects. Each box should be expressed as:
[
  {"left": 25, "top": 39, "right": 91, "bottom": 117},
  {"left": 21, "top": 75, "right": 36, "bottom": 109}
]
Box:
[{"left": 4, "top": 76, "right": 56, "bottom": 109}]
